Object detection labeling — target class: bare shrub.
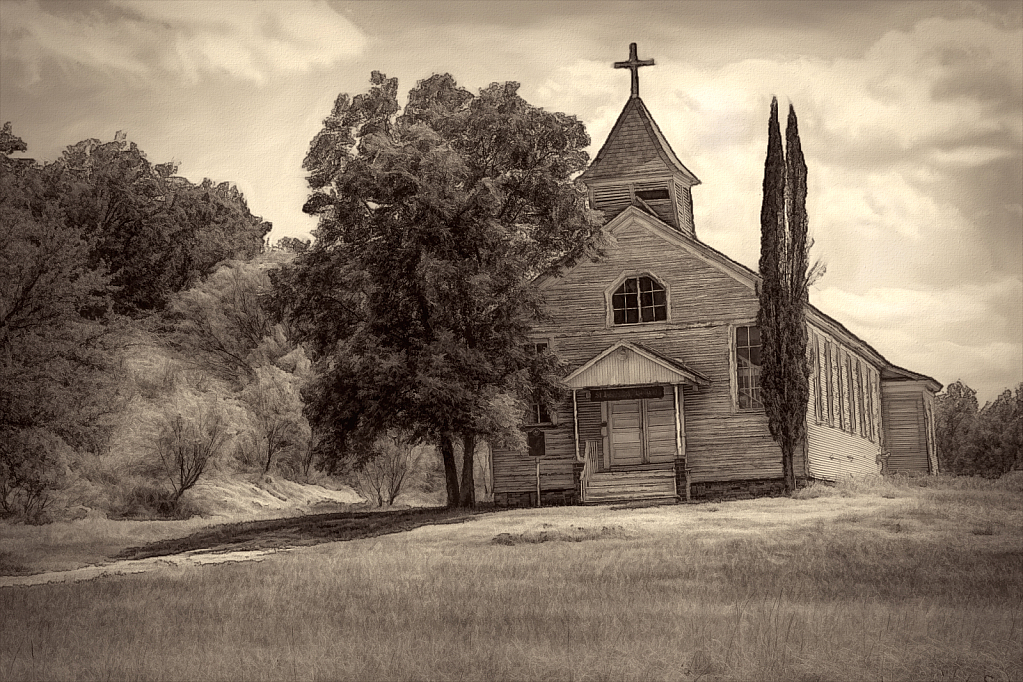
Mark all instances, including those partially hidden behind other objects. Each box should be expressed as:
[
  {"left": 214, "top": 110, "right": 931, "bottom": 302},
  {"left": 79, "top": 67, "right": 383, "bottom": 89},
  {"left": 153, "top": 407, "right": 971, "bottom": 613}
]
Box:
[
  {"left": 239, "top": 366, "right": 309, "bottom": 475},
  {"left": 355, "top": 432, "right": 425, "bottom": 507},
  {"left": 113, "top": 483, "right": 198, "bottom": 519},
  {"left": 152, "top": 400, "right": 230, "bottom": 508}
]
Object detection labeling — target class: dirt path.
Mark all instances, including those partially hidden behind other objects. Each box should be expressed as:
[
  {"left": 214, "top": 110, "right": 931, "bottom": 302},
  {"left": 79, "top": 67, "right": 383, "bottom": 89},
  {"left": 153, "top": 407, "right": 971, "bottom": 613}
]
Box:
[{"left": 0, "top": 548, "right": 288, "bottom": 588}]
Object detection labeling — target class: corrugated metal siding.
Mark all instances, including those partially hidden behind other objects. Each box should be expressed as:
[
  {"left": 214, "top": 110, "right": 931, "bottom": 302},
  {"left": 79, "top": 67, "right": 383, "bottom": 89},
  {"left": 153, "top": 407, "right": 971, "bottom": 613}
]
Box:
[{"left": 806, "top": 421, "right": 881, "bottom": 479}]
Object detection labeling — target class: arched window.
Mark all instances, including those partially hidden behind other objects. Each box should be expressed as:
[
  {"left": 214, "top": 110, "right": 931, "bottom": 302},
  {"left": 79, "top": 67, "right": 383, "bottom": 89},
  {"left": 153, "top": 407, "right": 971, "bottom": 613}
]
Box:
[{"left": 612, "top": 276, "right": 666, "bottom": 325}]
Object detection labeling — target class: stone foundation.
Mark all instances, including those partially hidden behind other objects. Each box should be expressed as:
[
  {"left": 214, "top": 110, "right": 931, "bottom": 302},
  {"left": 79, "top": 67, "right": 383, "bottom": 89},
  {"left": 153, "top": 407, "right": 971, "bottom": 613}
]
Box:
[
  {"left": 493, "top": 489, "right": 579, "bottom": 508},
  {"left": 494, "top": 477, "right": 790, "bottom": 507},
  {"left": 689, "top": 478, "right": 786, "bottom": 501}
]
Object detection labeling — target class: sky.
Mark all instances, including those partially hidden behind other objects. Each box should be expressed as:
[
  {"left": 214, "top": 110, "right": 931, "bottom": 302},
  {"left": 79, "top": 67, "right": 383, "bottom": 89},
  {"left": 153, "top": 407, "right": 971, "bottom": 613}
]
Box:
[{"left": 1, "top": 0, "right": 1020, "bottom": 404}]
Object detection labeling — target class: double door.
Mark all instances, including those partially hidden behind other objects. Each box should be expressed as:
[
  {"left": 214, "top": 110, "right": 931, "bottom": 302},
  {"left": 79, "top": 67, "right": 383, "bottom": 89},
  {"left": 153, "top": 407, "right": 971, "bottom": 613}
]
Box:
[{"left": 605, "top": 396, "right": 676, "bottom": 468}]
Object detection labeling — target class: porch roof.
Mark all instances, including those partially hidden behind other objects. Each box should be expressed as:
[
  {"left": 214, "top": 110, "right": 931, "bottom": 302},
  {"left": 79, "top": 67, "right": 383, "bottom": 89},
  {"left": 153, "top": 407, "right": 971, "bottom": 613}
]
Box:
[{"left": 563, "top": 341, "right": 710, "bottom": 390}]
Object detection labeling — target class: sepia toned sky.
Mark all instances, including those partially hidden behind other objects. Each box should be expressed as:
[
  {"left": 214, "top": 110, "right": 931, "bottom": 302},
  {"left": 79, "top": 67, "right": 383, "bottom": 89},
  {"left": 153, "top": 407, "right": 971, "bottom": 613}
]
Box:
[{"left": 1, "top": 0, "right": 1020, "bottom": 403}]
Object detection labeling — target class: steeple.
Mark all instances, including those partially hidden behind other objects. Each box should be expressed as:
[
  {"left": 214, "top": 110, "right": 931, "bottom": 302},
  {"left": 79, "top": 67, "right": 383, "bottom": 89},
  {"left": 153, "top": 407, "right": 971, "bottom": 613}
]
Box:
[{"left": 579, "top": 44, "right": 701, "bottom": 239}]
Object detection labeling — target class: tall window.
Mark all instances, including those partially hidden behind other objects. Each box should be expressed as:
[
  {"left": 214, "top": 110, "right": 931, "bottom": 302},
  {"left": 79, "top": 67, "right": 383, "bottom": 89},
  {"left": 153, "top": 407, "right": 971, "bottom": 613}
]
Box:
[
  {"left": 812, "top": 335, "right": 824, "bottom": 423},
  {"left": 824, "top": 340, "right": 834, "bottom": 426},
  {"left": 526, "top": 342, "right": 551, "bottom": 424},
  {"left": 612, "top": 276, "right": 666, "bottom": 325},
  {"left": 736, "top": 325, "right": 763, "bottom": 409},
  {"left": 856, "top": 360, "right": 866, "bottom": 437},
  {"left": 865, "top": 370, "right": 876, "bottom": 442}
]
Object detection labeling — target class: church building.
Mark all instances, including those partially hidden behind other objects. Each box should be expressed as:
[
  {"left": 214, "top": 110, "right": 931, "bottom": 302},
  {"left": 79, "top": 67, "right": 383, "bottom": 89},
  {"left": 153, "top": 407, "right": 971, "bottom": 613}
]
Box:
[{"left": 491, "top": 45, "right": 941, "bottom": 506}]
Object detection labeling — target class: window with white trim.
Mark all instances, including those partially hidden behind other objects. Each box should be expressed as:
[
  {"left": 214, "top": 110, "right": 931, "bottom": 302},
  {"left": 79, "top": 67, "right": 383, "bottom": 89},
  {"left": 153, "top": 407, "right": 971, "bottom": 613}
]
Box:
[
  {"left": 735, "top": 325, "right": 763, "bottom": 409},
  {"left": 612, "top": 276, "right": 667, "bottom": 325}
]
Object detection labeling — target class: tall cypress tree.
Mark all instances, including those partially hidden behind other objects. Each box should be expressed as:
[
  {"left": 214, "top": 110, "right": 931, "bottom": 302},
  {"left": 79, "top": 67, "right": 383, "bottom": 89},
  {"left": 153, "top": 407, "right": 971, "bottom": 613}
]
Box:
[{"left": 757, "top": 98, "right": 812, "bottom": 494}]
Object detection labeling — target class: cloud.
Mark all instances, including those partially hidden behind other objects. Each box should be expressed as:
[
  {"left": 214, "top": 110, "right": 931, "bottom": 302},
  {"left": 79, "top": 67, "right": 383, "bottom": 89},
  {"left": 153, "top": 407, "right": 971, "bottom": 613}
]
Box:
[
  {"left": 0, "top": 0, "right": 367, "bottom": 84},
  {"left": 813, "top": 280, "right": 1022, "bottom": 402}
]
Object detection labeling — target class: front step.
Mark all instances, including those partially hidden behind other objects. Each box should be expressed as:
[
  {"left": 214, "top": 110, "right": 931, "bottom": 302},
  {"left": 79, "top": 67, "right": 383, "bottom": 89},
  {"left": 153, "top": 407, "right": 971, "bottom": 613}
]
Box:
[{"left": 584, "top": 467, "right": 677, "bottom": 503}]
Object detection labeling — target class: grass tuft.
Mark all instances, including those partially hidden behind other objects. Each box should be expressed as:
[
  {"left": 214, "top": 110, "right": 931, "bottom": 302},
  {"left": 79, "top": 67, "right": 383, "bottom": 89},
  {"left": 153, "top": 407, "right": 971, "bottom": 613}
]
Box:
[{"left": 491, "top": 524, "right": 629, "bottom": 545}]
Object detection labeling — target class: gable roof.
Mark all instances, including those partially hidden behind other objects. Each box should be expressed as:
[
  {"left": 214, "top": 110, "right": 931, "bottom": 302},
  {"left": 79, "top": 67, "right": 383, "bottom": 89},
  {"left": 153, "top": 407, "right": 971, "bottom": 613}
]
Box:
[
  {"left": 563, "top": 340, "right": 711, "bottom": 389},
  {"left": 579, "top": 97, "right": 700, "bottom": 185},
  {"left": 881, "top": 364, "right": 943, "bottom": 392},
  {"left": 537, "top": 205, "right": 758, "bottom": 290}
]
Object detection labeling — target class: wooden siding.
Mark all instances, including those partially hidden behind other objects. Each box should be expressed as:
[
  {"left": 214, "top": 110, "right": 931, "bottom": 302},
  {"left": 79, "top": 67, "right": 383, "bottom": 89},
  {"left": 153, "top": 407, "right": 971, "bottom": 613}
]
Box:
[
  {"left": 493, "top": 216, "right": 783, "bottom": 494},
  {"left": 495, "top": 215, "right": 916, "bottom": 494},
  {"left": 492, "top": 399, "right": 577, "bottom": 494},
  {"left": 882, "top": 381, "right": 935, "bottom": 474},
  {"left": 805, "top": 325, "right": 883, "bottom": 480},
  {"left": 539, "top": 220, "right": 758, "bottom": 336},
  {"left": 566, "top": 344, "right": 693, "bottom": 387}
]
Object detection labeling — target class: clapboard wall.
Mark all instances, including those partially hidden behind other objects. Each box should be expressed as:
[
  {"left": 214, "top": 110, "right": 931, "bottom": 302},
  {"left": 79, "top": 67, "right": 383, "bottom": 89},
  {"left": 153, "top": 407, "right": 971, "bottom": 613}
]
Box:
[
  {"left": 805, "top": 325, "right": 884, "bottom": 480},
  {"left": 492, "top": 210, "right": 789, "bottom": 495}
]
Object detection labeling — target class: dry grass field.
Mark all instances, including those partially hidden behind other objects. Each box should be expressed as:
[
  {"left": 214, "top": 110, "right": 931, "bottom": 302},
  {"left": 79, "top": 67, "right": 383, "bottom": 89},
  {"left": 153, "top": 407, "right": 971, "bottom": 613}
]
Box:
[{"left": 1, "top": 473, "right": 1021, "bottom": 681}]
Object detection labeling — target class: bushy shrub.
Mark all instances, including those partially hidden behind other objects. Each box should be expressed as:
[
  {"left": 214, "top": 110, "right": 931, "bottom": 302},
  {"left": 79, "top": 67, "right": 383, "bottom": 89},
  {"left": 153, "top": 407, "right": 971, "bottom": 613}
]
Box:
[
  {"left": 0, "top": 427, "right": 70, "bottom": 523},
  {"left": 113, "top": 483, "right": 200, "bottom": 519}
]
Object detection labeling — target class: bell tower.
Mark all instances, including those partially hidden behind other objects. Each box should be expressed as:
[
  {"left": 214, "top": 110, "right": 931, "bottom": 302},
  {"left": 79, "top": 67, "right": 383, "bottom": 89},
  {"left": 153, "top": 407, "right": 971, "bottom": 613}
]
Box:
[{"left": 579, "top": 43, "right": 700, "bottom": 239}]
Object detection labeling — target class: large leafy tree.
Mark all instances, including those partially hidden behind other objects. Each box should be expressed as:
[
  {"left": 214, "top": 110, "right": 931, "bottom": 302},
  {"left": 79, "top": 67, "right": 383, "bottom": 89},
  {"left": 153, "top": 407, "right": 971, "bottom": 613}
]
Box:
[
  {"left": 936, "top": 380, "right": 1020, "bottom": 477},
  {"left": 757, "top": 98, "right": 818, "bottom": 494},
  {"left": 276, "top": 72, "right": 604, "bottom": 508},
  {"left": 51, "top": 134, "right": 271, "bottom": 315},
  {"left": 1, "top": 125, "right": 126, "bottom": 515},
  {"left": 935, "top": 380, "right": 979, "bottom": 473}
]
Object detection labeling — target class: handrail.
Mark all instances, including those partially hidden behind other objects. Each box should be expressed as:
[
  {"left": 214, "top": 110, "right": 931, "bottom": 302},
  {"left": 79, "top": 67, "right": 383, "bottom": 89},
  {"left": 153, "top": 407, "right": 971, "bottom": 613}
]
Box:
[{"left": 580, "top": 440, "right": 600, "bottom": 503}]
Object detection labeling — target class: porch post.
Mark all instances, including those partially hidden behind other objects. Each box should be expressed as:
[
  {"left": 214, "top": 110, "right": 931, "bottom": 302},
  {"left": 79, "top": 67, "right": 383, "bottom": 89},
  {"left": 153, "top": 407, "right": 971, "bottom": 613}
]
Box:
[
  {"left": 673, "top": 384, "right": 683, "bottom": 459},
  {"left": 573, "top": 389, "right": 580, "bottom": 461},
  {"left": 674, "top": 384, "right": 690, "bottom": 501}
]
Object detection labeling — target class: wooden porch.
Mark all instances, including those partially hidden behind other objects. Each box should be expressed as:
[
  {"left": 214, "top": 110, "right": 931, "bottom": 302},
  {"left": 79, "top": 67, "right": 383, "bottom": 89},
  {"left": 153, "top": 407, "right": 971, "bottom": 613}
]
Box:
[{"left": 577, "top": 440, "right": 682, "bottom": 504}]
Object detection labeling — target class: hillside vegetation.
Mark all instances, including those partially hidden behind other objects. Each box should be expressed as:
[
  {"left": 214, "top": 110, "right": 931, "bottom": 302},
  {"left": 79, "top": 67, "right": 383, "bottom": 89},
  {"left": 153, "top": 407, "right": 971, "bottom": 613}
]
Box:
[{"left": 1, "top": 126, "right": 418, "bottom": 524}]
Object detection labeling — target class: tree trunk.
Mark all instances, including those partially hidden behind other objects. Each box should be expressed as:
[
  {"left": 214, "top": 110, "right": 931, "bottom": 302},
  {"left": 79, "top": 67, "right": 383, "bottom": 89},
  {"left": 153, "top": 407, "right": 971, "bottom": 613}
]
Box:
[
  {"left": 782, "top": 443, "right": 795, "bottom": 494},
  {"left": 263, "top": 438, "right": 274, "bottom": 475},
  {"left": 439, "top": 433, "right": 460, "bottom": 508},
  {"left": 459, "top": 433, "right": 477, "bottom": 508}
]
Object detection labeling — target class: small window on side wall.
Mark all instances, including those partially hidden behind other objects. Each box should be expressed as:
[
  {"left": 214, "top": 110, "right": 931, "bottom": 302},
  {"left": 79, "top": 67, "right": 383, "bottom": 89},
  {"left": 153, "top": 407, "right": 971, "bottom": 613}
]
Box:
[
  {"left": 525, "top": 342, "right": 552, "bottom": 425},
  {"left": 736, "top": 325, "right": 763, "bottom": 409},
  {"left": 612, "top": 276, "right": 667, "bottom": 325}
]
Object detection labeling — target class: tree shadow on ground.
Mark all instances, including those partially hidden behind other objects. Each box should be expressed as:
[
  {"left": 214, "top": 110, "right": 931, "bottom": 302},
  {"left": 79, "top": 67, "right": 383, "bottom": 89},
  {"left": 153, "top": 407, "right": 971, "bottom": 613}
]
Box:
[{"left": 115, "top": 506, "right": 488, "bottom": 560}]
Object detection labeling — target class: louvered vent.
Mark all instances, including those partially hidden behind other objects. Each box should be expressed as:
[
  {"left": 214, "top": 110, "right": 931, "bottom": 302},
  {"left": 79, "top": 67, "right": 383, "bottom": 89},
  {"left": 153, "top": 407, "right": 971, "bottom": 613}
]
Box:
[
  {"left": 592, "top": 184, "right": 633, "bottom": 213},
  {"left": 634, "top": 180, "right": 677, "bottom": 229},
  {"left": 674, "top": 179, "right": 695, "bottom": 239}
]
